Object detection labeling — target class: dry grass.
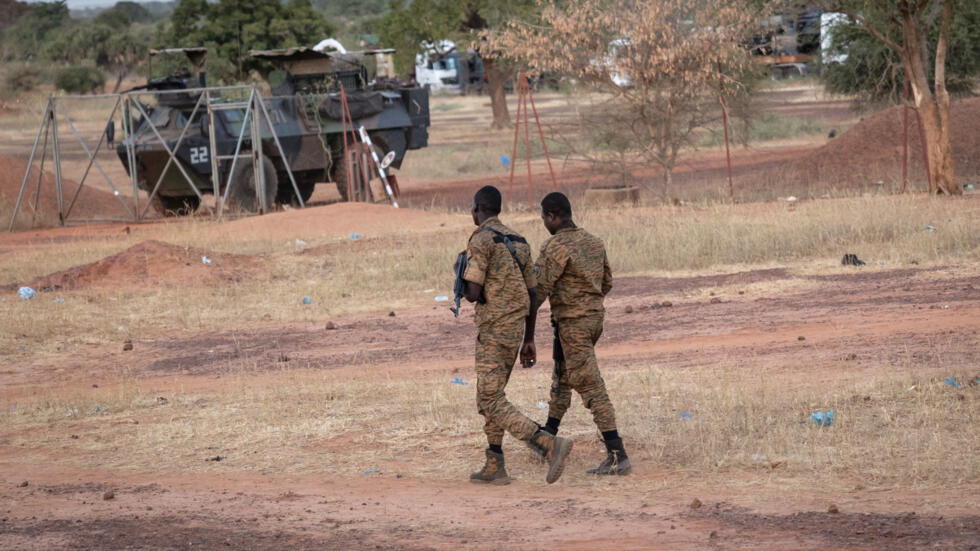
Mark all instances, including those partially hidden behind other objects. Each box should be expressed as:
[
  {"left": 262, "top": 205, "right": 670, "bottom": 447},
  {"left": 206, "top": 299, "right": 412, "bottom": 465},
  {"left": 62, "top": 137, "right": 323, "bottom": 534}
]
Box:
[
  {"left": 1, "top": 194, "right": 978, "bottom": 356},
  {"left": 2, "top": 357, "right": 976, "bottom": 490}
]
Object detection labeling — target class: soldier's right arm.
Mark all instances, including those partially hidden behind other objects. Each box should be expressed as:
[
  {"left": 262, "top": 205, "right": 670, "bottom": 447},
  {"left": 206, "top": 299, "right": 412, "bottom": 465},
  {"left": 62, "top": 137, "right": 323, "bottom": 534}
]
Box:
[{"left": 463, "top": 233, "right": 490, "bottom": 302}]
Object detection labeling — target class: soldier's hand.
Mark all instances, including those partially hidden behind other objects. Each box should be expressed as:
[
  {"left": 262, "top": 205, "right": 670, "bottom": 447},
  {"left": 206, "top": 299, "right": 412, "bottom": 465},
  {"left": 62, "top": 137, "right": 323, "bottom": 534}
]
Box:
[{"left": 520, "top": 341, "right": 536, "bottom": 368}]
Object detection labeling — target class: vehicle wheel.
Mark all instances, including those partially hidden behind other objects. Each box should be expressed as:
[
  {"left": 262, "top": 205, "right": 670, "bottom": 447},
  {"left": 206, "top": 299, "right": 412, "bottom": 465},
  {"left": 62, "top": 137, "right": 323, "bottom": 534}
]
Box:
[
  {"left": 151, "top": 194, "right": 200, "bottom": 217},
  {"left": 225, "top": 156, "right": 278, "bottom": 213},
  {"left": 276, "top": 172, "right": 318, "bottom": 206},
  {"left": 331, "top": 142, "right": 384, "bottom": 202}
]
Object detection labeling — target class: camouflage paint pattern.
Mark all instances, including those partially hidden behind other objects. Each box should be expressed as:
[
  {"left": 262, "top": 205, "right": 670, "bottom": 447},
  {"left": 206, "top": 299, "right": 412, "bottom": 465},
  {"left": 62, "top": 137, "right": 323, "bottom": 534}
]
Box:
[
  {"left": 464, "top": 216, "right": 539, "bottom": 445},
  {"left": 463, "top": 217, "right": 537, "bottom": 327},
  {"left": 475, "top": 316, "right": 540, "bottom": 445},
  {"left": 548, "top": 315, "right": 617, "bottom": 432},
  {"left": 536, "top": 226, "right": 617, "bottom": 432},
  {"left": 535, "top": 227, "right": 612, "bottom": 321}
]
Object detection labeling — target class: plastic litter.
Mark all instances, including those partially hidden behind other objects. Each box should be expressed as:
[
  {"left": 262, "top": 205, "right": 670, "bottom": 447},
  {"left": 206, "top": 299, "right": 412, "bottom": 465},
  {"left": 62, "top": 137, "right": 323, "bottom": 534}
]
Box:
[
  {"left": 434, "top": 296, "right": 449, "bottom": 302},
  {"left": 363, "top": 467, "right": 380, "bottom": 475},
  {"left": 680, "top": 412, "right": 693, "bottom": 419},
  {"left": 925, "top": 224, "right": 935, "bottom": 232},
  {"left": 537, "top": 401, "right": 548, "bottom": 409},
  {"left": 302, "top": 296, "right": 312, "bottom": 305},
  {"left": 201, "top": 256, "right": 212, "bottom": 264},
  {"left": 52, "top": 298, "right": 65, "bottom": 303},
  {"left": 967, "top": 184, "right": 975, "bottom": 191},
  {"left": 294, "top": 239, "right": 308, "bottom": 246},
  {"left": 349, "top": 233, "right": 361, "bottom": 240},
  {"left": 944, "top": 376, "right": 961, "bottom": 387},
  {"left": 809, "top": 409, "right": 834, "bottom": 426},
  {"left": 501, "top": 154, "right": 510, "bottom": 166},
  {"left": 18, "top": 287, "right": 36, "bottom": 300},
  {"left": 450, "top": 377, "right": 469, "bottom": 385},
  {"left": 94, "top": 405, "right": 106, "bottom": 412}
]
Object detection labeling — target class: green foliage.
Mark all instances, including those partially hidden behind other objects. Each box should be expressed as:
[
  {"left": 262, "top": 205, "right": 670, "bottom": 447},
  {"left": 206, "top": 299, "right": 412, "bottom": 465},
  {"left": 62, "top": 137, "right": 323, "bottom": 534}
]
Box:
[
  {"left": 0, "top": 0, "right": 70, "bottom": 61},
  {"left": 54, "top": 65, "right": 105, "bottom": 94},
  {"left": 0, "top": 0, "right": 30, "bottom": 31},
  {"left": 378, "top": 0, "right": 537, "bottom": 74},
  {"left": 158, "top": 0, "right": 333, "bottom": 83},
  {"left": 0, "top": 61, "right": 41, "bottom": 95},
  {"left": 822, "top": 2, "right": 980, "bottom": 106}
]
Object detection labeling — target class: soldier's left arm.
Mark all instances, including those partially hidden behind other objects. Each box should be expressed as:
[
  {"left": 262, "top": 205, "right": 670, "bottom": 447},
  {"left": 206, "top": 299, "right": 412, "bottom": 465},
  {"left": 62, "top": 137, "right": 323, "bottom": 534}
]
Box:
[{"left": 601, "top": 250, "right": 613, "bottom": 296}]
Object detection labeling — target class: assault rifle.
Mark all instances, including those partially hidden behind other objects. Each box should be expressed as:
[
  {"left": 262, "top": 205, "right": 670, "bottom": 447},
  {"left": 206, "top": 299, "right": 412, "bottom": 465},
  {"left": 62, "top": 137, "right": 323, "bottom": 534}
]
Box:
[{"left": 450, "top": 251, "right": 467, "bottom": 317}]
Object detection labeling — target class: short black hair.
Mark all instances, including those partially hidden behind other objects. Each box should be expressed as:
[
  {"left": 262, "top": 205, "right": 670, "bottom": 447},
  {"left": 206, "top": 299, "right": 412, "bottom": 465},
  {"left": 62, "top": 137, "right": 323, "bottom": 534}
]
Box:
[
  {"left": 541, "top": 192, "right": 571, "bottom": 218},
  {"left": 473, "top": 185, "right": 502, "bottom": 215}
]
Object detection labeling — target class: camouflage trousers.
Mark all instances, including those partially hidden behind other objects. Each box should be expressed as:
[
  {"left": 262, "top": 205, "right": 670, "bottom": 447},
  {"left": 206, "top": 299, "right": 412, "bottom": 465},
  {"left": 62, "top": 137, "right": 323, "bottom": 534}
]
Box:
[
  {"left": 549, "top": 315, "right": 618, "bottom": 432},
  {"left": 475, "top": 316, "right": 539, "bottom": 446}
]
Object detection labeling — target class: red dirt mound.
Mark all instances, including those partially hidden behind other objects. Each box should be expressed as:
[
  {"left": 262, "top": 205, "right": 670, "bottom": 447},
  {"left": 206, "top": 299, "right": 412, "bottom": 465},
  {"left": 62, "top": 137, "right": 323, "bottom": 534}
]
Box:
[
  {"left": 29, "top": 240, "right": 262, "bottom": 291},
  {"left": 775, "top": 97, "right": 980, "bottom": 189},
  {"left": 217, "top": 201, "right": 466, "bottom": 240},
  {"left": 0, "top": 154, "right": 123, "bottom": 229}
]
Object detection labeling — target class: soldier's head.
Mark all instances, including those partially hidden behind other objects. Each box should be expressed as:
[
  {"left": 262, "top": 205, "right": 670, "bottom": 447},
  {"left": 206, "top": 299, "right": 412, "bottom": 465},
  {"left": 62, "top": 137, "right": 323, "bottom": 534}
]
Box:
[
  {"left": 540, "top": 192, "right": 572, "bottom": 235},
  {"left": 471, "top": 185, "right": 502, "bottom": 225}
]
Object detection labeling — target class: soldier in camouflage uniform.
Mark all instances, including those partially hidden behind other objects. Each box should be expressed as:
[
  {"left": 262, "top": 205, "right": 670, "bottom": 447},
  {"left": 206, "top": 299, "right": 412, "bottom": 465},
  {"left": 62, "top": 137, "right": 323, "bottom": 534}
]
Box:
[
  {"left": 525, "top": 191, "right": 631, "bottom": 475},
  {"left": 461, "top": 185, "right": 573, "bottom": 485}
]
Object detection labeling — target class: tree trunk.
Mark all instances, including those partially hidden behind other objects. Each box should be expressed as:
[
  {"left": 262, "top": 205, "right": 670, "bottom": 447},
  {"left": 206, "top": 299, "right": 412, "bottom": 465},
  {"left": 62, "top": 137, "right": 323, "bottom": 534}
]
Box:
[
  {"left": 901, "top": 7, "right": 959, "bottom": 195},
  {"left": 483, "top": 57, "right": 511, "bottom": 130},
  {"left": 662, "top": 166, "right": 672, "bottom": 203}
]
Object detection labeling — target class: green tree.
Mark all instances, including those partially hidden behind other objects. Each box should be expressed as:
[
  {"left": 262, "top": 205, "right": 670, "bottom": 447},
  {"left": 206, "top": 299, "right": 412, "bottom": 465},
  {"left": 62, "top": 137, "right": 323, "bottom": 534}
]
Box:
[
  {"left": 816, "top": 0, "right": 967, "bottom": 195},
  {"left": 0, "top": 0, "right": 70, "bottom": 61},
  {"left": 158, "top": 0, "right": 333, "bottom": 82},
  {"left": 378, "top": 0, "right": 539, "bottom": 129}
]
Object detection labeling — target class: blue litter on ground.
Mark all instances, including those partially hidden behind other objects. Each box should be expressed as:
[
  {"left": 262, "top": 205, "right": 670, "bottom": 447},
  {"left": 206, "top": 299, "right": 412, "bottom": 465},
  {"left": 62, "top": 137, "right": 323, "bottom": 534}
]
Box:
[
  {"left": 967, "top": 184, "right": 975, "bottom": 191},
  {"left": 52, "top": 298, "right": 65, "bottom": 303},
  {"left": 680, "top": 412, "right": 693, "bottom": 419},
  {"left": 201, "top": 256, "right": 212, "bottom": 264},
  {"left": 451, "top": 377, "right": 469, "bottom": 385},
  {"left": 434, "top": 295, "right": 449, "bottom": 302},
  {"left": 809, "top": 409, "right": 834, "bottom": 426},
  {"left": 925, "top": 224, "right": 935, "bottom": 232},
  {"left": 362, "top": 468, "right": 380, "bottom": 475},
  {"left": 944, "top": 377, "right": 961, "bottom": 387},
  {"left": 501, "top": 154, "right": 510, "bottom": 166},
  {"left": 18, "top": 287, "right": 36, "bottom": 300},
  {"left": 95, "top": 405, "right": 106, "bottom": 412},
  {"left": 349, "top": 233, "right": 361, "bottom": 240},
  {"left": 302, "top": 296, "right": 312, "bottom": 305}
]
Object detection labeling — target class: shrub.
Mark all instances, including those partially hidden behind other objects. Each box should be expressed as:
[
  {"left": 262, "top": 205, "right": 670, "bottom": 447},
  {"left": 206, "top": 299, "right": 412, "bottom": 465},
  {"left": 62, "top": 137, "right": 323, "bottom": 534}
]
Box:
[
  {"left": 54, "top": 65, "right": 104, "bottom": 94},
  {"left": 1, "top": 62, "right": 41, "bottom": 95}
]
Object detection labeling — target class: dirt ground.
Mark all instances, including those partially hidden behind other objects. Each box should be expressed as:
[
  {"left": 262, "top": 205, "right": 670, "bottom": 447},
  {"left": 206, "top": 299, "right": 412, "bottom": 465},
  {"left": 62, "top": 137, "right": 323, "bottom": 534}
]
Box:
[{"left": 2, "top": 87, "right": 980, "bottom": 550}]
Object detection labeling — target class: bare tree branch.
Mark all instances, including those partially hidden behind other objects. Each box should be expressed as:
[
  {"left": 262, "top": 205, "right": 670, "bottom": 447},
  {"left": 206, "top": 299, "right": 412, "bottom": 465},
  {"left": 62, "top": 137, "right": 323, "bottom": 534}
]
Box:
[{"left": 840, "top": 8, "right": 903, "bottom": 53}]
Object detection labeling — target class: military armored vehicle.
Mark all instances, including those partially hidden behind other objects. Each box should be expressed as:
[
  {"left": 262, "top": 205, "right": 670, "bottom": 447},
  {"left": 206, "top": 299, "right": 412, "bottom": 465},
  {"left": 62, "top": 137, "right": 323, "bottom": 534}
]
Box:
[{"left": 116, "top": 47, "right": 430, "bottom": 215}]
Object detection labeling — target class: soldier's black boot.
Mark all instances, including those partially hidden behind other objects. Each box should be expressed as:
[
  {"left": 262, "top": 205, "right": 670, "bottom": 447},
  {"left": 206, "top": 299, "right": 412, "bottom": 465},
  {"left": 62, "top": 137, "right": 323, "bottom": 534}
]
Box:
[
  {"left": 528, "top": 430, "right": 573, "bottom": 484},
  {"left": 587, "top": 437, "right": 631, "bottom": 475},
  {"left": 470, "top": 449, "right": 512, "bottom": 485}
]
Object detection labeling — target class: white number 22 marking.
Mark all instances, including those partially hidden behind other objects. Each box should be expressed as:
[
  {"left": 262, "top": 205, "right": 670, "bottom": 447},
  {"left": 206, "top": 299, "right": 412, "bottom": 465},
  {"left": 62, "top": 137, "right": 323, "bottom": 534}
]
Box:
[{"left": 190, "top": 147, "right": 209, "bottom": 164}]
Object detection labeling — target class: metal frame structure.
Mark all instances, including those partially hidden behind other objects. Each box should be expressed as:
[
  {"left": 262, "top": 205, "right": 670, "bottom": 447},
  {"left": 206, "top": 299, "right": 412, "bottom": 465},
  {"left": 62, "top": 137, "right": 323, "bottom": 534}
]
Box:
[{"left": 8, "top": 85, "right": 302, "bottom": 231}]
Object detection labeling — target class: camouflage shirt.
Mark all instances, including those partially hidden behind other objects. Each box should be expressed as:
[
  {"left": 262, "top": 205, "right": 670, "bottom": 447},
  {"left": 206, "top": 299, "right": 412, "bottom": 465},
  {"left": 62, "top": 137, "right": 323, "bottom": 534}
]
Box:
[
  {"left": 536, "top": 226, "right": 612, "bottom": 321},
  {"left": 463, "top": 217, "right": 537, "bottom": 327}
]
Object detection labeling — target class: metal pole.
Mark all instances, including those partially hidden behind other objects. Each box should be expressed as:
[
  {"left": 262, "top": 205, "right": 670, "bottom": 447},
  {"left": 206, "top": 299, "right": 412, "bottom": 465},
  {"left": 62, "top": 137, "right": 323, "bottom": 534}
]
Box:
[
  {"left": 206, "top": 89, "right": 222, "bottom": 213},
  {"left": 526, "top": 82, "right": 558, "bottom": 192},
  {"left": 137, "top": 93, "right": 206, "bottom": 219},
  {"left": 522, "top": 75, "right": 533, "bottom": 207},
  {"left": 249, "top": 87, "right": 267, "bottom": 213},
  {"left": 8, "top": 100, "right": 51, "bottom": 231},
  {"left": 125, "top": 96, "right": 141, "bottom": 221},
  {"left": 256, "top": 92, "right": 304, "bottom": 208},
  {"left": 902, "top": 75, "right": 909, "bottom": 193},
  {"left": 50, "top": 101, "right": 65, "bottom": 226},
  {"left": 506, "top": 73, "right": 523, "bottom": 204},
  {"left": 218, "top": 87, "right": 255, "bottom": 220},
  {"left": 30, "top": 114, "right": 52, "bottom": 227},
  {"left": 60, "top": 99, "right": 133, "bottom": 219}
]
